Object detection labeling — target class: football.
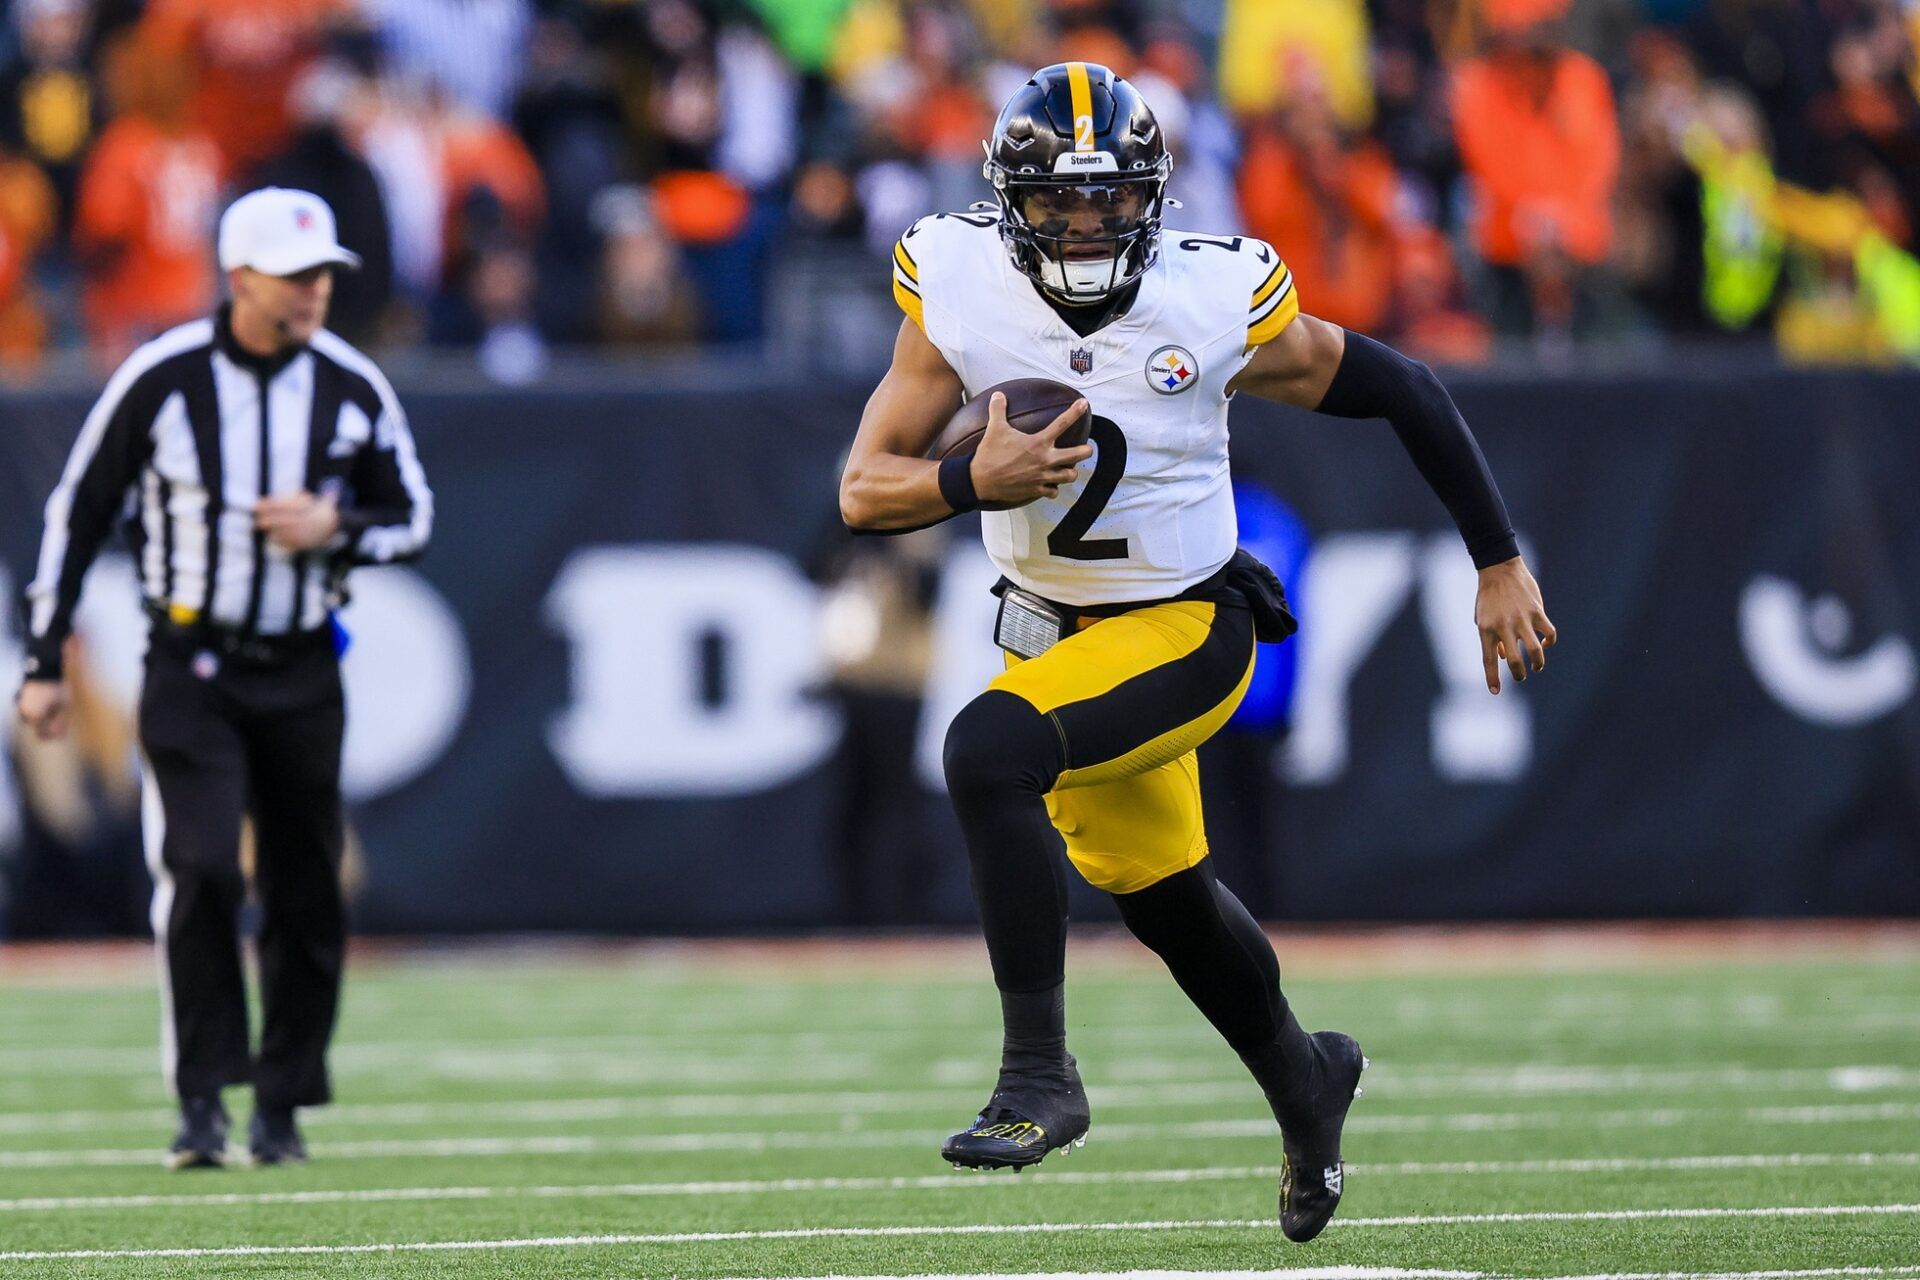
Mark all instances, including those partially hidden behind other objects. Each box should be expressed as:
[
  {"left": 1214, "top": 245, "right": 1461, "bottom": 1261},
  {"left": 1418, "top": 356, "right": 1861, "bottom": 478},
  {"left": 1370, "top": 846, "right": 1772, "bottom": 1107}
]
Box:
[{"left": 927, "top": 377, "right": 1090, "bottom": 511}]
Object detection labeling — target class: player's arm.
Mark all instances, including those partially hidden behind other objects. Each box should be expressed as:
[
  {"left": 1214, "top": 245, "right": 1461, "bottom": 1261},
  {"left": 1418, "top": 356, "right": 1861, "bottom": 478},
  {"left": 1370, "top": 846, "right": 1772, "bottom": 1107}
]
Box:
[
  {"left": 1230, "top": 312, "right": 1556, "bottom": 694},
  {"left": 839, "top": 317, "right": 1091, "bottom": 530}
]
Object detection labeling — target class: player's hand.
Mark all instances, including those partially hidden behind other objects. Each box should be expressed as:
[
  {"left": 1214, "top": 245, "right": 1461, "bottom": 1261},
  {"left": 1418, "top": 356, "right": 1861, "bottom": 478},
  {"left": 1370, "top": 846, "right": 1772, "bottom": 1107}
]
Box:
[
  {"left": 970, "top": 392, "right": 1094, "bottom": 505},
  {"left": 1476, "top": 556, "right": 1556, "bottom": 694},
  {"left": 255, "top": 491, "right": 341, "bottom": 552},
  {"left": 14, "top": 679, "right": 70, "bottom": 741}
]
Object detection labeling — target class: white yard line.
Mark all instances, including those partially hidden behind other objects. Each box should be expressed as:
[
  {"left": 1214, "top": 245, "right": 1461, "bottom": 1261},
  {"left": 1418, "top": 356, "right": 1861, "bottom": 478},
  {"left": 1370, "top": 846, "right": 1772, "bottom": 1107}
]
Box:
[
  {"left": 1526, "top": 1270, "right": 1920, "bottom": 1280},
  {"left": 3, "top": 1097, "right": 1920, "bottom": 1167},
  {"left": 1, "top": 1205, "right": 1916, "bottom": 1263},
  {"left": 5, "top": 1064, "right": 1917, "bottom": 1135},
  {"left": 0, "top": 1153, "right": 1914, "bottom": 1213},
  {"left": 702, "top": 1271, "right": 1920, "bottom": 1280}
]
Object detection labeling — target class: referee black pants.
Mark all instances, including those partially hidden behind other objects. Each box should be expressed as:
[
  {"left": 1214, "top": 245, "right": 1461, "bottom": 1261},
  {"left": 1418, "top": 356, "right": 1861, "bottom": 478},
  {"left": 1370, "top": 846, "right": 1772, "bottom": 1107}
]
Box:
[{"left": 137, "top": 628, "right": 346, "bottom": 1108}]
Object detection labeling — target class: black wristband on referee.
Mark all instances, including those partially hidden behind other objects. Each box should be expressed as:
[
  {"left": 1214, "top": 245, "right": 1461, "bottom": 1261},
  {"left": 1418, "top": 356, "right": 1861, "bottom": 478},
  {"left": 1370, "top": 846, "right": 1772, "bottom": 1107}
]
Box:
[{"left": 938, "top": 453, "right": 981, "bottom": 514}]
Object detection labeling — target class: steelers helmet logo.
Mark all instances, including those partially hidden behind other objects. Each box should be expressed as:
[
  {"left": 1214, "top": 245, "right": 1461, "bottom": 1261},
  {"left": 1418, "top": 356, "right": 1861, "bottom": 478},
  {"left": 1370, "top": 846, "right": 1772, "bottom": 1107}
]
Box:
[{"left": 1145, "top": 345, "right": 1198, "bottom": 394}]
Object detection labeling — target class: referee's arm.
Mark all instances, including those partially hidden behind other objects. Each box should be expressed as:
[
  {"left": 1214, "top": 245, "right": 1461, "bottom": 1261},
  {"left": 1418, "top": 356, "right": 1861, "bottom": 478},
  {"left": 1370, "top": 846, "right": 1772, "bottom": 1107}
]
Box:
[
  {"left": 336, "top": 389, "right": 433, "bottom": 565},
  {"left": 19, "top": 361, "right": 155, "bottom": 686}
]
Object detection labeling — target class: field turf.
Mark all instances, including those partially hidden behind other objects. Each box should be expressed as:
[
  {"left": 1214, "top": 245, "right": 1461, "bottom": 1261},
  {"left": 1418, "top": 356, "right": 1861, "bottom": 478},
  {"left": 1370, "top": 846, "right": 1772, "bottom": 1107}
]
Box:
[{"left": 0, "top": 931, "right": 1915, "bottom": 1279}]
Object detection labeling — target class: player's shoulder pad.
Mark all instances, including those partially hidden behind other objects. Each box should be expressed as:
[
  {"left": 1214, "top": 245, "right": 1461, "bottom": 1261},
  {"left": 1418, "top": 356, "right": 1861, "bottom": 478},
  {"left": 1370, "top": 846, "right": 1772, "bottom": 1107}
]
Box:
[
  {"left": 1157, "top": 230, "right": 1297, "bottom": 346},
  {"left": 1241, "top": 236, "right": 1299, "bottom": 347},
  {"left": 891, "top": 210, "right": 1001, "bottom": 332}
]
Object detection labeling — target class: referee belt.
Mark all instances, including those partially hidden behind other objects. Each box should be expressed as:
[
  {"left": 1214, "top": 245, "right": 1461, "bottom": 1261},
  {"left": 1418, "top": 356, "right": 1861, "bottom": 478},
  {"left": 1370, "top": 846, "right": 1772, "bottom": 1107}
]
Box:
[{"left": 144, "top": 602, "right": 333, "bottom": 666}]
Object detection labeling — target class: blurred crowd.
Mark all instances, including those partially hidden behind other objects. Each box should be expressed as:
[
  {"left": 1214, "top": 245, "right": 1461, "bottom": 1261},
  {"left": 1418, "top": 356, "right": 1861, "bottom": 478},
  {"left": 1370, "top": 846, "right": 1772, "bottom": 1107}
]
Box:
[{"left": 1, "top": 0, "right": 1918, "bottom": 377}]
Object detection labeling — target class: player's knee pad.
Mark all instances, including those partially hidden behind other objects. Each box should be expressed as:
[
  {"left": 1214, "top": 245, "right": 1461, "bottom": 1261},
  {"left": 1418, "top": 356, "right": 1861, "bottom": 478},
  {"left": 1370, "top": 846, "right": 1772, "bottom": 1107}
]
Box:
[{"left": 942, "top": 690, "right": 1064, "bottom": 806}]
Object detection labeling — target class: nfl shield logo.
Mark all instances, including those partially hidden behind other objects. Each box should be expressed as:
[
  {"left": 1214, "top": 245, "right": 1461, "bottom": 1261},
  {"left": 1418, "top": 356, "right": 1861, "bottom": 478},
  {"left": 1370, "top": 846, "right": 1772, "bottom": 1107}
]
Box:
[{"left": 1069, "top": 347, "right": 1093, "bottom": 375}]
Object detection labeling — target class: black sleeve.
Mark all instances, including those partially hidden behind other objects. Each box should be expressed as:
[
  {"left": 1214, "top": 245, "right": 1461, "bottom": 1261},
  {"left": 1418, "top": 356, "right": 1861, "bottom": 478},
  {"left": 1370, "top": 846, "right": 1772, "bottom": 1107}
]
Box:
[
  {"left": 1314, "top": 330, "right": 1520, "bottom": 569},
  {"left": 19, "top": 369, "right": 156, "bottom": 681},
  {"left": 336, "top": 395, "right": 432, "bottom": 566}
]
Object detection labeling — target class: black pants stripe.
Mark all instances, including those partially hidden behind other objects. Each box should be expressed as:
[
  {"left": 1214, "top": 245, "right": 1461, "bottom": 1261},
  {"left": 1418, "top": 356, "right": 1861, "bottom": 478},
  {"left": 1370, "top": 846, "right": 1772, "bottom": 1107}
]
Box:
[{"left": 137, "top": 630, "right": 346, "bottom": 1107}]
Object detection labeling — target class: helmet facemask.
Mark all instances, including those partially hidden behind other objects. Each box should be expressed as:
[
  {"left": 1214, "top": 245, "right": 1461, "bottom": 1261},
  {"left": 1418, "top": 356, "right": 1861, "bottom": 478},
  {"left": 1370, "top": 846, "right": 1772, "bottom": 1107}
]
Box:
[{"left": 989, "top": 161, "right": 1170, "bottom": 304}]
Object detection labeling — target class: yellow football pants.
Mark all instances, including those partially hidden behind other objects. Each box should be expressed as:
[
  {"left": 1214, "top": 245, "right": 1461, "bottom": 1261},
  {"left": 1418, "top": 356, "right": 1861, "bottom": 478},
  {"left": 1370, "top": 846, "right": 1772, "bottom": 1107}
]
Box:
[{"left": 990, "top": 598, "right": 1256, "bottom": 894}]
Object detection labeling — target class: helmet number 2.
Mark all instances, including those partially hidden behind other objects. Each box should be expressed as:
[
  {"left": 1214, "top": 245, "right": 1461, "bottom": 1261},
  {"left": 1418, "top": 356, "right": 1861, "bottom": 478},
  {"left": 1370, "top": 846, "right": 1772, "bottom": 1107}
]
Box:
[
  {"left": 1074, "top": 114, "right": 1095, "bottom": 150},
  {"left": 1047, "top": 415, "right": 1130, "bottom": 561}
]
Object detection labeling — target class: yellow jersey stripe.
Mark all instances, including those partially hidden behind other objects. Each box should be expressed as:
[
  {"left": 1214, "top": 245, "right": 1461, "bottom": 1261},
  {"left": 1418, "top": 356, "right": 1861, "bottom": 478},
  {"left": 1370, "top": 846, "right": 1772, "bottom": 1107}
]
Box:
[
  {"left": 893, "top": 240, "right": 918, "bottom": 282},
  {"left": 1067, "top": 62, "right": 1095, "bottom": 151},
  {"left": 893, "top": 276, "right": 925, "bottom": 331},
  {"left": 1247, "top": 284, "right": 1300, "bottom": 346},
  {"left": 1250, "top": 261, "right": 1289, "bottom": 310}
]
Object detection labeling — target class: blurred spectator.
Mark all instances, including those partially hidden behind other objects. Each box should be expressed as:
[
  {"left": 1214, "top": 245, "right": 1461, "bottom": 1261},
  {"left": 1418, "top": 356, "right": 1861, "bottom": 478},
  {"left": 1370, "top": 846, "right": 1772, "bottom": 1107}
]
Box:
[
  {"left": 593, "top": 183, "right": 698, "bottom": 345},
  {"left": 429, "top": 109, "right": 547, "bottom": 373},
  {"left": 1614, "top": 31, "right": 1716, "bottom": 335},
  {"left": 357, "top": 0, "right": 529, "bottom": 122},
  {"left": 1136, "top": 37, "right": 1245, "bottom": 235},
  {"left": 1239, "top": 76, "right": 1399, "bottom": 334},
  {"left": 513, "top": 15, "right": 626, "bottom": 343},
  {"left": 1682, "top": 84, "right": 1783, "bottom": 333},
  {"left": 0, "top": 0, "right": 102, "bottom": 238},
  {"left": 141, "top": 0, "right": 352, "bottom": 179},
  {"left": 807, "top": 514, "right": 949, "bottom": 927},
  {"left": 0, "top": 135, "right": 56, "bottom": 365},
  {"left": 1810, "top": 8, "right": 1920, "bottom": 251},
  {"left": 1219, "top": 0, "right": 1373, "bottom": 131},
  {"left": 1451, "top": 9, "right": 1621, "bottom": 342},
  {"left": 345, "top": 74, "right": 443, "bottom": 310},
  {"left": 254, "top": 62, "right": 394, "bottom": 345},
  {"left": 73, "top": 32, "right": 221, "bottom": 364}
]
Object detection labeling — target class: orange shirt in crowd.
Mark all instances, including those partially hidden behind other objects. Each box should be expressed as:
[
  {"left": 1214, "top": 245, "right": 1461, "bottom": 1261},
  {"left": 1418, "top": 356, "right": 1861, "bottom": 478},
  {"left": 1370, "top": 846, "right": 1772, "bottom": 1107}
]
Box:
[
  {"left": 1238, "top": 125, "right": 1399, "bottom": 333},
  {"left": 1451, "top": 47, "right": 1620, "bottom": 267},
  {"left": 0, "top": 154, "right": 56, "bottom": 362},
  {"left": 74, "top": 116, "right": 223, "bottom": 358},
  {"left": 141, "top": 0, "right": 346, "bottom": 175},
  {"left": 440, "top": 114, "right": 546, "bottom": 241}
]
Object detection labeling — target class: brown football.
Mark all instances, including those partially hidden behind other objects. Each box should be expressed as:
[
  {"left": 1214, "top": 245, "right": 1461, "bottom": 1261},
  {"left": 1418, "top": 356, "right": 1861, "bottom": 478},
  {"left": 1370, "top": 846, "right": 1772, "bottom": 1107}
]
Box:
[{"left": 927, "top": 378, "right": 1090, "bottom": 511}]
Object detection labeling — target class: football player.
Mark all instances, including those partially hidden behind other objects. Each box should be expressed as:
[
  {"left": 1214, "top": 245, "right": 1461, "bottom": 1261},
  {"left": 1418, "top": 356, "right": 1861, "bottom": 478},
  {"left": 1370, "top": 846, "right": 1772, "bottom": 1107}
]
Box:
[{"left": 839, "top": 63, "right": 1554, "bottom": 1242}]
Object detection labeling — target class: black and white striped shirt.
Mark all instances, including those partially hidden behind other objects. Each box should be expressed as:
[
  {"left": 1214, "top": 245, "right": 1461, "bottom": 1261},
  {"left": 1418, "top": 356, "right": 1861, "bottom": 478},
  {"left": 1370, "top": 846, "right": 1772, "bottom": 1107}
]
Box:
[{"left": 21, "top": 309, "right": 432, "bottom": 680}]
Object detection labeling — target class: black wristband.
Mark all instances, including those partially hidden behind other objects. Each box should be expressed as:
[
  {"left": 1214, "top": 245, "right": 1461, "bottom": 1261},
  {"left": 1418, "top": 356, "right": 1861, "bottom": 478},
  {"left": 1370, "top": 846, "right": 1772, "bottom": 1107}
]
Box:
[
  {"left": 21, "top": 649, "right": 61, "bottom": 682},
  {"left": 937, "top": 453, "right": 980, "bottom": 514}
]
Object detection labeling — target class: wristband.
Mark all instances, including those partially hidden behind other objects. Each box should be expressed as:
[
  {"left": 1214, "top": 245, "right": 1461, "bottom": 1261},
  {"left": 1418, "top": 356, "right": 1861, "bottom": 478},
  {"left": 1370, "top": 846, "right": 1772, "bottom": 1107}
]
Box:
[{"left": 937, "top": 453, "right": 981, "bottom": 514}]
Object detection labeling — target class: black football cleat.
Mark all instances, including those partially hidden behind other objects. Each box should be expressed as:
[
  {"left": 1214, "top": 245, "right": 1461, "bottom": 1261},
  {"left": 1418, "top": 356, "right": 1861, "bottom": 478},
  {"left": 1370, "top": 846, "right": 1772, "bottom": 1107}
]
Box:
[
  {"left": 249, "top": 1105, "right": 308, "bottom": 1166},
  {"left": 166, "top": 1095, "right": 231, "bottom": 1170},
  {"left": 941, "top": 1055, "right": 1090, "bottom": 1170},
  {"left": 1278, "top": 1031, "right": 1368, "bottom": 1243}
]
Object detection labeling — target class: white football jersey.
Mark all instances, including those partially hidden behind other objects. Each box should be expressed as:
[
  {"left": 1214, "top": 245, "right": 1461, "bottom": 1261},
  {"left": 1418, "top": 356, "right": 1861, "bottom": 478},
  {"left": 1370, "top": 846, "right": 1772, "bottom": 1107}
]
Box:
[{"left": 893, "top": 211, "right": 1299, "bottom": 605}]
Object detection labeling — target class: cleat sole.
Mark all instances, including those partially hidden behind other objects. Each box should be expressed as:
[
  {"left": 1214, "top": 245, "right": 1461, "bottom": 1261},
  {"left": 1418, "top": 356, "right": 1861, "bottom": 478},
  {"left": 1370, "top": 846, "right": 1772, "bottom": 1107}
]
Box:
[{"left": 165, "top": 1149, "right": 227, "bottom": 1171}]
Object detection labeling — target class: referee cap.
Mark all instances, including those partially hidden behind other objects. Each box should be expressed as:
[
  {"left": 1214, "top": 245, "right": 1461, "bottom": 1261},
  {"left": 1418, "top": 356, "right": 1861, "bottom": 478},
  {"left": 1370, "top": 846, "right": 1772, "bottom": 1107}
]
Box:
[{"left": 218, "top": 188, "right": 362, "bottom": 276}]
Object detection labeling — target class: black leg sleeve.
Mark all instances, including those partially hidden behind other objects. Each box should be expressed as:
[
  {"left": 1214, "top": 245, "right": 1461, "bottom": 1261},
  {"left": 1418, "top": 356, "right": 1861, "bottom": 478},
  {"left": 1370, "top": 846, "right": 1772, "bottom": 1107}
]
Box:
[
  {"left": 1113, "top": 862, "right": 1318, "bottom": 1121},
  {"left": 942, "top": 689, "right": 1070, "bottom": 994}
]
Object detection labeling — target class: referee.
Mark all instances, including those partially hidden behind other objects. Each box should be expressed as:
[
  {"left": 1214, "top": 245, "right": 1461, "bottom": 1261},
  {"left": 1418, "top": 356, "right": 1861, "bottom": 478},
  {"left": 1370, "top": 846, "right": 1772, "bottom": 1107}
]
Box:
[{"left": 12, "top": 188, "right": 432, "bottom": 1168}]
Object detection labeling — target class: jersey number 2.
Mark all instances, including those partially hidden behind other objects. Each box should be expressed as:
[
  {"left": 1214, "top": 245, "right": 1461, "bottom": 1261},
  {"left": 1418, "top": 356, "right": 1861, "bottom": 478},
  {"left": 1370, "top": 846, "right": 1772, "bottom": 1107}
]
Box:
[{"left": 1047, "top": 415, "right": 1129, "bottom": 561}]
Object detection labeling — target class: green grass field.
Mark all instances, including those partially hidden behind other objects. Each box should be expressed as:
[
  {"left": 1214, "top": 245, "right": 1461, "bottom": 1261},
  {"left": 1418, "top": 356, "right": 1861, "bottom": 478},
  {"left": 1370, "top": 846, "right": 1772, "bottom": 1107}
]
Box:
[{"left": 0, "top": 931, "right": 1916, "bottom": 1279}]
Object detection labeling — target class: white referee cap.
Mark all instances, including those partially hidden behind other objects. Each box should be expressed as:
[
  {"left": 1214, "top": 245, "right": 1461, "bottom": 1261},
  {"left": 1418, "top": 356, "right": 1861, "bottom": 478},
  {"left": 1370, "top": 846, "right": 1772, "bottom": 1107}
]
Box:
[{"left": 218, "top": 187, "right": 362, "bottom": 276}]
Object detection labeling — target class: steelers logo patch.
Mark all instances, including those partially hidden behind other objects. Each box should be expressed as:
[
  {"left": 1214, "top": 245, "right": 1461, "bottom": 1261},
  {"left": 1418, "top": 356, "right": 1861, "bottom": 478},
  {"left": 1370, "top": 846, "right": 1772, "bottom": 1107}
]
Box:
[{"left": 1145, "top": 345, "right": 1199, "bottom": 394}]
